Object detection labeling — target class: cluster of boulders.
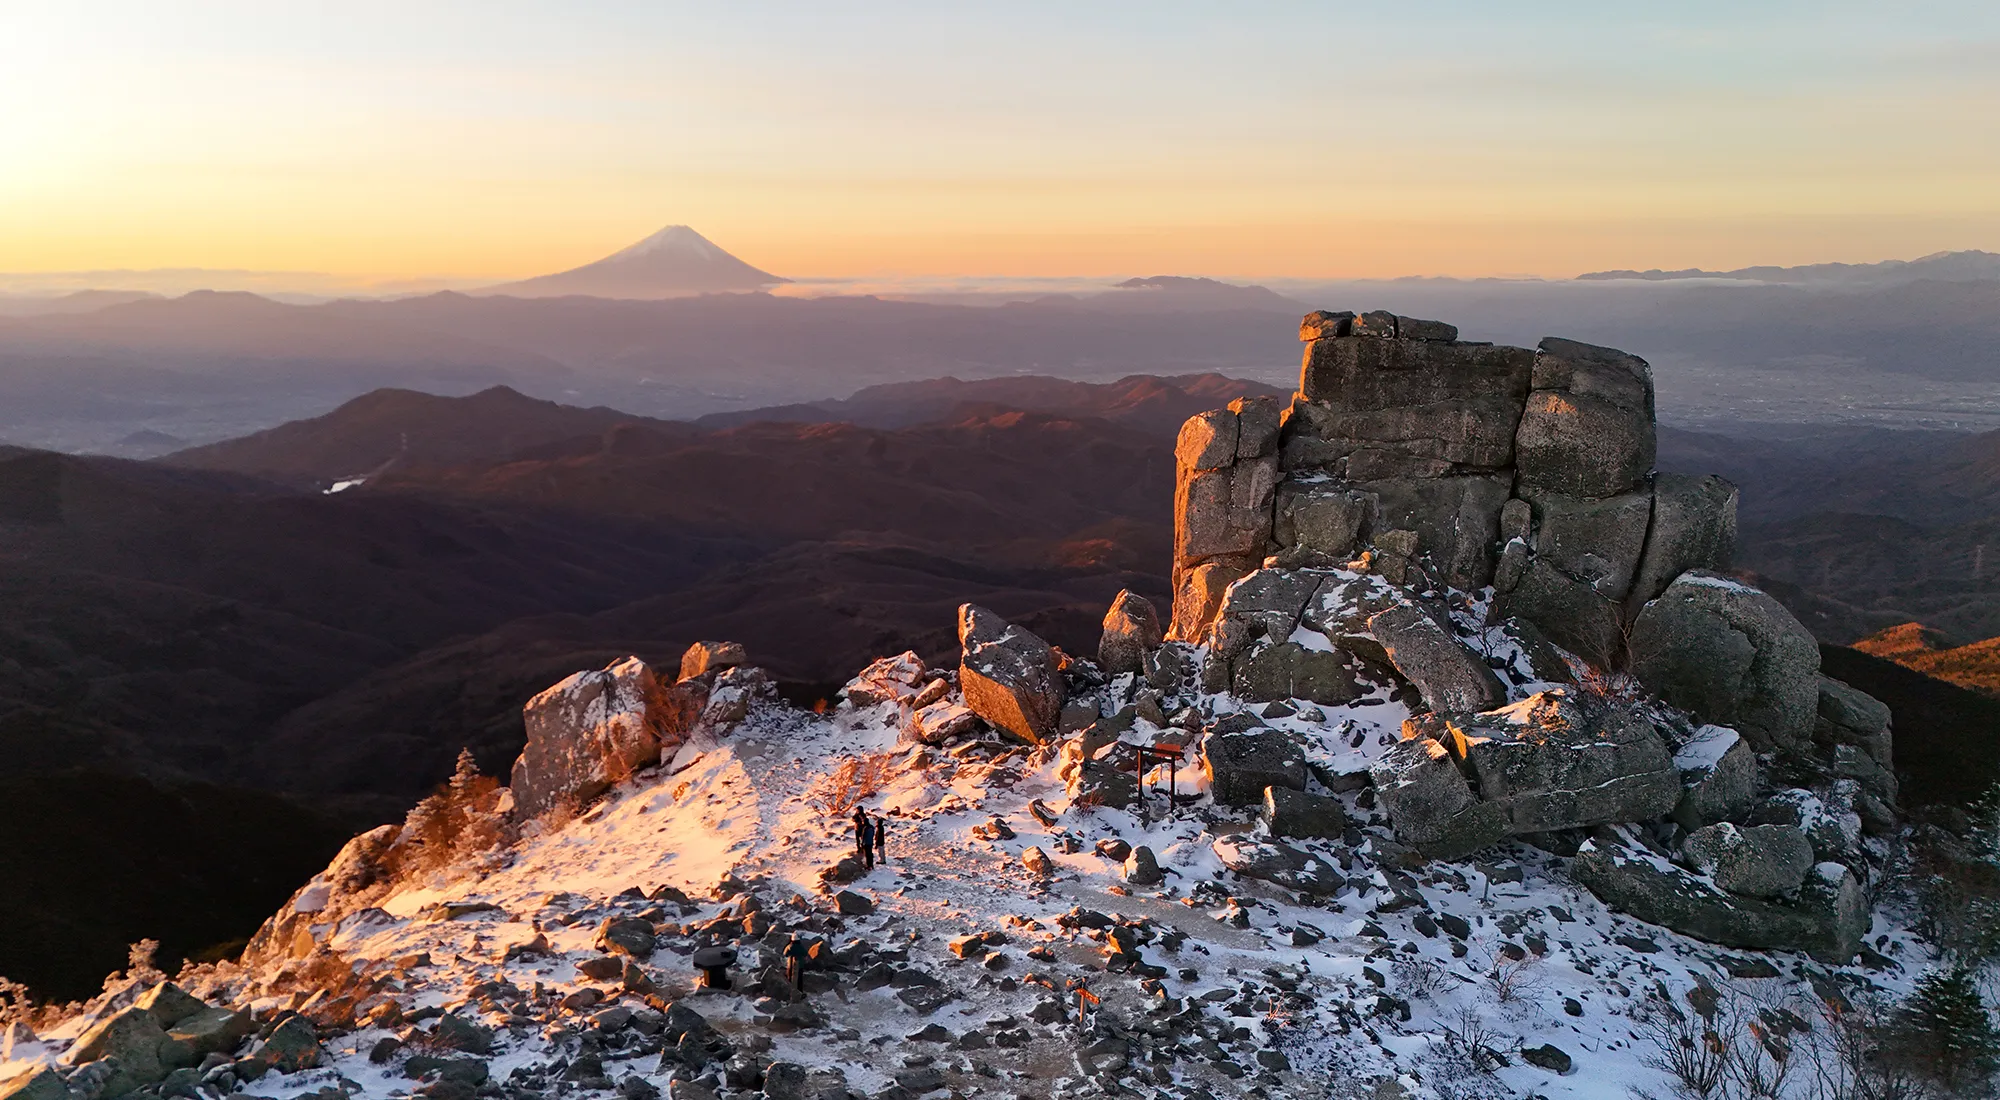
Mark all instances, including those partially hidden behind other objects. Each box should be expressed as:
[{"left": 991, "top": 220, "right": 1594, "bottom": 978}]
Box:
[
  {"left": 3, "top": 981, "right": 320, "bottom": 1100},
  {"left": 1157, "top": 310, "right": 1904, "bottom": 963}
]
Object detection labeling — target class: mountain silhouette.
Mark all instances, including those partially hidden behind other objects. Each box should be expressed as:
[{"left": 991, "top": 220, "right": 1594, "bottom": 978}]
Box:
[{"left": 480, "top": 225, "right": 787, "bottom": 298}]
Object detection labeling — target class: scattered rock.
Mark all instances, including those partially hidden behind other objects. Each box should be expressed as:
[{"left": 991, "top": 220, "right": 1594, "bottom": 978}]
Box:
[
  {"left": 1020, "top": 846, "right": 1054, "bottom": 879},
  {"left": 833, "top": 890, "right": 874, "bottom": 916},
  {"left": 1124, "top": 846, "right": 1164, "bottom": 886},
  {"left": 957, "top": 604, "right": 1066, "bottom": 744},
  {"left": 1521, "top": 1043, "right": 1574, "bottom": 1074},
  {"left": 598, "top": 916, "right": 658, "bottom": 959},
  {"left": 1368, "top": 604, "right": 1504, "bottom": 714}
]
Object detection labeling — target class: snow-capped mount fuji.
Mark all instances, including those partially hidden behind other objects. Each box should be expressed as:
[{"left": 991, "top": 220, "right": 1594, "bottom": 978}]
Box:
[{"left": 481, "top": 226, "right": 787, "bottom": 299}]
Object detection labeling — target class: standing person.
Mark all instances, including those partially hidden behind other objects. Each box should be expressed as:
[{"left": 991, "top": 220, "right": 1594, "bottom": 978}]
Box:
[
  {"left": 852, "top": 805, "right": 874, "bottom": 869},
  {"left": 873, "top": 813, "right": 888, "bottom": 864},
  {"left": 782, "top": 934, "right": 809, "bottom": 993}
]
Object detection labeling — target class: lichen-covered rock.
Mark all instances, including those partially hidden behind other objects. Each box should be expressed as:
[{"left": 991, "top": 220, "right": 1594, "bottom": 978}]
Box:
[
  {"left": 1681, "top": 822, "right": 1812, "bottom": 898},
  {"left": 1513, "top": 338, "right": 1655, "bottom": 500},
  {"left": 511, "top": 656, "right": 695, "bottom": 820},
  {"left": 1629, "top": 572, "right": 1821, "bottom": 751},
  {"left": 1212, "top": 836, "right": 1344, "bottom": 895},
  {"left": 1123, "top": 845, "right": 1164, "bottom": 886},
  {"left": 1522, "top": 490, "right": 1653, "bottom": 600},
  {"left": 1263, "top": 786, "right": 1347, "bottom": 839},
  {"left": 1628, "top": 474, "right": 1737, "bottom": 610},
  {"left": 1575, "top": 833, "right": 1867, "bottom": 962},
  {"left": 167, "top": 1006, "right": 253, "bottom": 1058},
  {"left": 1369, "top": 737, "right": 1507, "bottom": 860},
  {"left": 1499, "top": 559, "right": 1626, "bottom": 671},
  {"left": 0, "top": 1067, "right": 68, "bottom": 1100},
  {"left": 1230, "top": 640, "right": 1361, "bottom": 705},
  {"left": 1098, "top": 590, "right": 1163, "bottom": 677},
  {"left": 958, "top": 604, "right": 1065, "bottom": 744},
  {"left": 1171, "top": 398, "right": 1283, "bottom": 640},
  {"left": 1367, "top": 604, "right": 1504, "bottom": 714},
  {"left": 250, "top": 1016, "right": 325, "bottom": 1073},
  {"left": 1169, "top": 556, "right": 1259, "bottom": 643},
  {"left": 1203, "top": 729, "right": 1306, "bottom": 806},
  {"left": 1457, "top": 693, "right": 1681, "bottom": 833},
  {"left": 1670, "top": 724, "right": 1759, "bottom": 830}
]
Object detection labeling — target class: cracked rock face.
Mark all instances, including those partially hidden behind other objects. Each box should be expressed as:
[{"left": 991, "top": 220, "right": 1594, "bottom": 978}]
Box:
[
  {"left": 1455, "top": 692, "right": 1681, "bottom": 834},
  {"left": 957, "top": 603, "right": 1065, "bottom": 744}
]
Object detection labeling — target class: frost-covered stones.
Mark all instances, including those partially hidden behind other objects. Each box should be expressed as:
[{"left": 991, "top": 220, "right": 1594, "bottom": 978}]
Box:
[
  {"left": 908, "top": 700, "right": 981, "bottom": 746},
  {"left": 1670, "top": 725, "right": 1759, "bottom": 830},
  {"left": 1681, "top": 823, "right": 1812, "bottom": 898},
  {"left": 1212, "top": 836, "right": 1344, "bottom": 895},
  {"left": 1098, "top": 590, "right": 1163, "bottom": 677},
  {"left": 1573, "top": 831, "right": 1866, "bottom": 963},
  {"left": 511, "top": 656, "right": 696, "bottom": 821},
  {"left": 1455, "top": 692, "right": 1680, "bottom": 833},
  {"left": 1369, "top": 737, "right": 1507, "bottom": 860},
  {"left": 1629, "top": 572, "right": 1821, "bottom": 751},
  {"left": 1263, "top": 786, "right": 1347, "bottom": 840},
  {"left": 1203, "top": 729, "right": 1307, "bottom": 806},
  {"left": 1367, "top": 604, "right": 1504, "bottom": 714},
  {"left": 957, "top": 604, "right": 1065, "bottom": 744}
]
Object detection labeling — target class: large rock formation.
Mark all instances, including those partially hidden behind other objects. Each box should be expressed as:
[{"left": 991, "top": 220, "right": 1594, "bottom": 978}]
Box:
[
  {"left": 510, "top": 656, "right": 699, "bottom": 820},
  {"left": 1098, "top": 590, "right": 1163, "bottom": 677},
  {"left": 958, "top": 604, "right": 1065, "bottom": 744},
  {"left": 1170, "top": 314, "right": 1738, "bottom": 684}
]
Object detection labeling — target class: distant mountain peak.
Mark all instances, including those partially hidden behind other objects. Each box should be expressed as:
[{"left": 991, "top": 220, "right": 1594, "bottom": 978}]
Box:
[
  {"left": 604, "top": 225, "right": 730, "bottom": 263},
  {"left": 1577, "top": 249, "right": 2000, "bottom": 285},
  {"left": 480, "top": 225, "right": 786, "bottom": 300}
]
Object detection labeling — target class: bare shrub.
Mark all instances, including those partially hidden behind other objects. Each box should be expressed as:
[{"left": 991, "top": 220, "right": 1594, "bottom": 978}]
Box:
[
  {"left": 1392, "top": 954, "right": 1453, "bottom": 1000},
  {"left": 805, "top": 754, "right": 895, "bottom": 819},
  {"left": 1484, "top": 950, "right": 1548, "bottom": 1005}
]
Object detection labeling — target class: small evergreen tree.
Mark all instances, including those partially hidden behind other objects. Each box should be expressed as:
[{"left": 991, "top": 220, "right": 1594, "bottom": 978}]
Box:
[{"left": 1894, "top": 966, "right": 2000, "bottom": 1095}]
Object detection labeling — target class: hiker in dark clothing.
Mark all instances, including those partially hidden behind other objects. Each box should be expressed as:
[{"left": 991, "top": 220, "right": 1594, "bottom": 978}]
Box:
[
  {"left": 873, "top": 813, "right": 888, "bottom": 864},
  {"left": 853, "top": 806, "right": 875, "bottom": 869},
  {"left": 782, "top": 934, "right": 809, "bottom": 992}
]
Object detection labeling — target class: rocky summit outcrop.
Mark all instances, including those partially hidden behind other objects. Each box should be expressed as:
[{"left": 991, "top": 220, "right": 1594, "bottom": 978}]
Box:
[
  {"left": 510, "top": 655, "right": 701, "bottom": 820},
  {"left": 1171, "top": 314, "right": 1739, "bottom": 688},
  {"left": 1158, "top": 310, "right": 1896, "bottom": 961}
]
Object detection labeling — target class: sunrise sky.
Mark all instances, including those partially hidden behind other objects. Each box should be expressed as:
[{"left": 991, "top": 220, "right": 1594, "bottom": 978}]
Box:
[{"left": 4, "top": 1, "right": 1998, "bottom": 283}]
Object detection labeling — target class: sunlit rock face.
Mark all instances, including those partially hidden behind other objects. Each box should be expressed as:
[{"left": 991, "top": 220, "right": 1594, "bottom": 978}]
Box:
[{"left": 510, "top": 656, "right": 699, "bottom": 820}]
